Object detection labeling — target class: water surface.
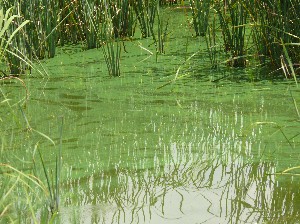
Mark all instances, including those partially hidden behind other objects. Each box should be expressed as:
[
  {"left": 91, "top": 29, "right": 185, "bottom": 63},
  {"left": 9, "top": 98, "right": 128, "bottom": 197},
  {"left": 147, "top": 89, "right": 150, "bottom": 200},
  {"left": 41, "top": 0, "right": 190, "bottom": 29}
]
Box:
[{"left": 1, "top": 8, "right": 300, "bottom": 224}]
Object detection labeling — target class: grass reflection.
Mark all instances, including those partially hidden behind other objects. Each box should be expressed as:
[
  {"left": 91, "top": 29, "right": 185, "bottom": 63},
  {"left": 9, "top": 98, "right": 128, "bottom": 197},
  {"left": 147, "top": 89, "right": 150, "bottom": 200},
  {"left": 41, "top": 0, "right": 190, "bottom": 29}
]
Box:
[
  {"left": 61, "top": 136, "right": 299, "bottom": 223},
  {"left": 1, "top": 68, "right": 300, "bottom": 223}
]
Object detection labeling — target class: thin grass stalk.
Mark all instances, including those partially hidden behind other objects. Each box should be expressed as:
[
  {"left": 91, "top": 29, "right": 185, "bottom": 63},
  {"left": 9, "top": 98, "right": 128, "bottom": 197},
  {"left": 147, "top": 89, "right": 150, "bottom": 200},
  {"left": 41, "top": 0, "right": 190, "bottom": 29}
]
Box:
[
  {"left": 17, "top": 112, "right": 63, "bottom": 215},
  {"left": 215, "top": 2, "right": 232, "bottom": 52},
  {"left": 215, "top": 0, "right": 248, "bottom": 67},
  {"left": 289, "top": 90, "right": 300, "bottom": 120},
  {"left": 281, "top": 39, "right": 298, "bottom": 84},
  {"left": 0, "top": 163, "right": 49, "bottom": 223},
  {"left": 37, "top": 148, "right": 56, "bottom": 213},
  {"left": 132, "top": 0, "right": 156, "bottom": 38},
  {"left": 55, "top": 116, "right": 63, "bottom": 211},
  {"left": 102, "top": 3, "right": 122, "bottom": 77},
  {"left": 1, "top": 3, "right": 30, "bottom": 74},
  {"left": 205, "top": 12, "right": 218, "bottom": 68},
  {"left": 156, "top": 3, "right": 163, "bottom": 55},
  {"left": 103, "top": 39, "right": 121, "bottom": 77},
  {"left": 189, "top": 0, "right": 211, "bottom": 36}
]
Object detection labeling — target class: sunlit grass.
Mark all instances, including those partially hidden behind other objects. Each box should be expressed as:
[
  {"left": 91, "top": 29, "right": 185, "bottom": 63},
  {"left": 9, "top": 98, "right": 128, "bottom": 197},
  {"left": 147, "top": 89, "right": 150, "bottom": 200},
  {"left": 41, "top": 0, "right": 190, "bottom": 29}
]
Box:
[{"left": 0, "top": 0, "right": 299, "bottom": 79}]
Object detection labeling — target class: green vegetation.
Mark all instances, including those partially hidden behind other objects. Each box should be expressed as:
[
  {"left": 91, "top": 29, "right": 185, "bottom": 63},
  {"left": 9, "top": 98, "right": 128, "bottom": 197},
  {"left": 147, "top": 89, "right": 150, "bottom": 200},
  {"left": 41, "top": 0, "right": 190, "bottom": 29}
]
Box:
[
  {"left": 1, "top": 1, "right": 300, "bottom": 223},
  {"left": 0, "top": 0, "right": 298, "bottom": 78}
]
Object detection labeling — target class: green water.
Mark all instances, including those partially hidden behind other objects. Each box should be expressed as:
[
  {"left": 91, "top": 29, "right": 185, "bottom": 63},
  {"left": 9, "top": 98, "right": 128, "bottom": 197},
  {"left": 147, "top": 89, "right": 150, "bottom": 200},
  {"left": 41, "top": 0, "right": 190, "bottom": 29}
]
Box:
[{"left": 1, "top": 7, "right": 300, "bottom": 224}]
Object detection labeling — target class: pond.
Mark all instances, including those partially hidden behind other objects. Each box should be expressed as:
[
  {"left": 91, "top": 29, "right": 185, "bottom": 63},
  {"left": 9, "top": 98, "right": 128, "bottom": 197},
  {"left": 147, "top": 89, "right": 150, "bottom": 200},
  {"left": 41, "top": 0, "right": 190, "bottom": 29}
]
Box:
[{"left": 1, "top": 7, "right": 300, "bottom": 224}]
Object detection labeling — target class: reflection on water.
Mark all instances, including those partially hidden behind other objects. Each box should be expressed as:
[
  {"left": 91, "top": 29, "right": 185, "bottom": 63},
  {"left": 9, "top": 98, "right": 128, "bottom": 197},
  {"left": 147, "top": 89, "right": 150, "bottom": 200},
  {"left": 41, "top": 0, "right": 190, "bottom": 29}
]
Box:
[
  {"left": 1, "top": 48, "right": 300, "bottom": 223},
  {"left": 38, "top": 76, "right": 297, "bottom": 223}
]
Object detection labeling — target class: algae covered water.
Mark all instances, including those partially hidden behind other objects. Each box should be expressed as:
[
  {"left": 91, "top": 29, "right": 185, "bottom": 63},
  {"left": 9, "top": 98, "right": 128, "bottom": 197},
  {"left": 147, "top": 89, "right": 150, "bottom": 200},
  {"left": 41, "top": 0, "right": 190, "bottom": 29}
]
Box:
[{"left": 1, "top": 7, "right": 300, "bottom": 224}]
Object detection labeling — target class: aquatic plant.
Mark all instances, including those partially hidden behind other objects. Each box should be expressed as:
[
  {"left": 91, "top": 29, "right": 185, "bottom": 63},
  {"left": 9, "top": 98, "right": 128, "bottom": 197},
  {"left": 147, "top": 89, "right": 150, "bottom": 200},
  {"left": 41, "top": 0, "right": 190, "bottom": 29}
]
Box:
[
  {"left": 81, "top": 0, "right": 104, "bottom": 49},
  {"left": 0, "top": 164, "right": 48, "bottom": 223},
  {"left": 110, "top": 0, "right": 135, "bottom": 38},
  {"left": 246, "top": 0, "right": 300, "bottom": 72},
  {"left": 215, "top": 0, "right": 248, "bottom": 67},
  {"left": 189, "top": 0, "right": 211, "bottom": 36},
  {"left": 132, "top": 0, "right": 157, "bottom": 38},
  {"left": 0, "top": 6, "right": 29, "bottom": 75},
  {"left": 0, "top": 0, "right": 300, "bottom": 78},
  {"left": 155, "top": 2, "right": 169, "bottom": 56},
  {"left": 101, "top": 1, "right": 122, "bottom": 77},
  {"left": 205, "top": 12, "right": 218, "bottom": 68}
]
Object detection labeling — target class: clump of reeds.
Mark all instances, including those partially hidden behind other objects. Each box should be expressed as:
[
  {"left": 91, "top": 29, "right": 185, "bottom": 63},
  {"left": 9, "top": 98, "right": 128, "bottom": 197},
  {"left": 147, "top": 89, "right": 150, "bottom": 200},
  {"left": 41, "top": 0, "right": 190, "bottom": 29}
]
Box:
[
  {"left": 0, "top": 0, "right": 299, "bottom": 79},
  {"left": 189, "top": 0, "right": 211, "bottom": 36},
  {"left": 0, "top": 5, "right": 29, "bottom": 75},
  {"left": 155, "top": 2, "right": 169, "bottom": 56},
  {"left": 101, "top": 1, "right": 123, "bottom": 77},
  {"left": 205, "top": 12, "right": 218, "bottom": 68},
  {"left": 246, "top": 0, "right": 300, "bottom": 72},
  {"left": 215, "top": 0, "right": 248, "bottom": 67},
  {"left": 0, "top": 163, "right": 49, "bottom": 223},
  {"left": 133, "top": 0, "right": 157, "bottom": 38}
]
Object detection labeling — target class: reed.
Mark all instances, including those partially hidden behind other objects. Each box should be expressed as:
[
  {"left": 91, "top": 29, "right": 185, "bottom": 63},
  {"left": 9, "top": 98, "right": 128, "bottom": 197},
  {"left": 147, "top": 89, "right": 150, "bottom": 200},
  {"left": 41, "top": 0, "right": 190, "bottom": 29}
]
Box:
[
  {"left": 215, "top": 0, "right": 248, "bottom": 67},
  {"left": 102, "top": 39, "right": 122, "bottom": 77},
  {"left": 155, "top": 2, "right": 169, "bottom": 56},
  {"left": 205, "top": 12, "right": 218, "bottom": 68},
  {"left": 0, "top": 0, "right": 299, "bottom": 79},
  {"left": 34, "top": 117, "right": 64, "bottom": 214},
  {"left": 189, "top": 0, "right": 211, "bottom": 36},
  {"left": 101, "top": 1, "right": 122, "bottom": 77},
  {"left": 132, "top": 0, "right": 157, "bottom": 38},
  {"left": 110, "top": 0, "right": 135, "bottom": 38},
  {"left": 247, "top": 0, "right": 300, "bottom": 70},
  {"left": 0, "top": 164, "right": 48, "bottom": 223},
  {"left": 81, "top": 0, "right": 104, "bottom": 49},
  {"left": 0, "top": 6, "right": 29, "bottom": 75}
]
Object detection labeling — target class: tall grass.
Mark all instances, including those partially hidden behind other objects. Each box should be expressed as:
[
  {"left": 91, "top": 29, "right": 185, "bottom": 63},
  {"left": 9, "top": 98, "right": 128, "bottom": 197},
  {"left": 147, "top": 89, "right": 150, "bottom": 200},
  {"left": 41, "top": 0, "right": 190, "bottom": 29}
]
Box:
[
  {"left": 110, "top": 0, "right": 135, "bottom": 38},
  {"left": 0, "top": 164, "right": 48, "bottom": 223},
  {"left": 0, "top": 6, "right": 29, "bottom": 75},
  {"left": 215, "top": 0, "right": 248, "bottom": 67},
  {"left": 133, "top": 0, "right": 157, "bottom": 38},
  {"left": 101, "top": 0, "right": 123, "bottom": 77},
  {"left": 155, "top": 2, "right": 169, "bottom": 56},
  {"left": 205, "top": 12, "right": 218, "bottom": 68},
  {"left": 189, "top": 0, "right": 211, "bottom": 36},
  {"left": 246, "top": 0, "right": 300, "bottom": 70},
  {"left": 0, "top": 0, "right": 299, "bottom": 79},
  {"left": 197, "top": 0, "right": 300, "bottom": 74}
]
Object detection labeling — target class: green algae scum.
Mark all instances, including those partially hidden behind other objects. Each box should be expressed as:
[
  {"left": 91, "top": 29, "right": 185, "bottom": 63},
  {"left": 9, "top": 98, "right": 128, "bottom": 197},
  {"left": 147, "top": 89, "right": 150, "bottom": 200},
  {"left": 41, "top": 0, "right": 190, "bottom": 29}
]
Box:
[{"left": 1, "top": 1, "right": 300, "bottom": 223}]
